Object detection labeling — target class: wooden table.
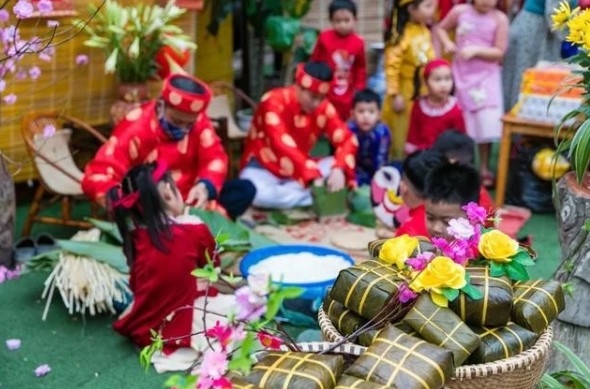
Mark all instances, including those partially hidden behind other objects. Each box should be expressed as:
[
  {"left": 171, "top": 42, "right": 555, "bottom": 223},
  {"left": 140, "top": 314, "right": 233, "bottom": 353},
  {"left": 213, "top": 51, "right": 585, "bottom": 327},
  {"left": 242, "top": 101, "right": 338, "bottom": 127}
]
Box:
[{"left": 495, "top": 114, "right": 557, "bottom": 207}]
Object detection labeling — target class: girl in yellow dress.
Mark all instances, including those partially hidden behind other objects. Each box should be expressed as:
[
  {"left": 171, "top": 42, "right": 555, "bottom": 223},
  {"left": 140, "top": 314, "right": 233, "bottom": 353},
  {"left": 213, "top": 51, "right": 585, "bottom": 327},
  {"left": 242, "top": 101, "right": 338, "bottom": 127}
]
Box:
[{"left": 383, "top": 0, "right": 437, "bottom": 159}]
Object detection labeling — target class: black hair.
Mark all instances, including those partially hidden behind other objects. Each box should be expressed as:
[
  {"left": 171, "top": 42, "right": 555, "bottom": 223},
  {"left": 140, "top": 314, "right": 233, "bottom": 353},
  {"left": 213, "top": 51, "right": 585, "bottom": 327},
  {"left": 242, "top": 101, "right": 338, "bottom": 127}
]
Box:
[
  {"left": 304, "top": 61, "right": 333, "bottom": 82},
  {"left": 384, "top": 0, "right": 428, "bottom": 45},
  {"left": 107, "top": 162, "right": 176, "bottom": 266},
  {"left": 329, "top": 0, "right": 357, "bottom": 18},
  {"left": 353, "top": 88, "right": 382, "bottom": 109},
  {"left": 432, "top": 130, "right": 475, "bottom": 166},
  {"left": 170, "top": 74, "right": 205, "bottom": 94},
  {"left": 423, "top": 162, "right": 481, "bottom": 205},
  {"left": 402, "top": 149, "right": 446, "bottom": 196}
]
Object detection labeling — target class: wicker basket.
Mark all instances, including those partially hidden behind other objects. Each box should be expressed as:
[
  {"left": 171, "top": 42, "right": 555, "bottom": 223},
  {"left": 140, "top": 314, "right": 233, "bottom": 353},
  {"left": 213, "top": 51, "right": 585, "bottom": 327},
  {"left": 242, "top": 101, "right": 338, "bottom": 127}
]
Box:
[{"left": 318, "top": 305, "right": 553, "bottom": 389}]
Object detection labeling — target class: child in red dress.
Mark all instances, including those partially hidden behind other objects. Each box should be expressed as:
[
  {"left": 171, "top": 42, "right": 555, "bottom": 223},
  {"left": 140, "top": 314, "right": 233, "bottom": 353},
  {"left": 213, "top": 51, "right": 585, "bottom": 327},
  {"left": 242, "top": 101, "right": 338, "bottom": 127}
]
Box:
[
  {"left": 310, "top": 0, "right": 366, "bottom": 121},
  {"left": 405, "top": 58, "right": 466, "bottom": 154},
  {"left": 108, "top": 161, "right": 234, "bottom": 373}
]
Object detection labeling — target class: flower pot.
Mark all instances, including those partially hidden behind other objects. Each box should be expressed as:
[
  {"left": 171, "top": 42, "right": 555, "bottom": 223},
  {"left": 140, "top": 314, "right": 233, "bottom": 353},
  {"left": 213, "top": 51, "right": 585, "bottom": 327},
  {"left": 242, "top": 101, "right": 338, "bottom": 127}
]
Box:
[{"left": 117, "top": 83, "right": 149, "bottom": 103}]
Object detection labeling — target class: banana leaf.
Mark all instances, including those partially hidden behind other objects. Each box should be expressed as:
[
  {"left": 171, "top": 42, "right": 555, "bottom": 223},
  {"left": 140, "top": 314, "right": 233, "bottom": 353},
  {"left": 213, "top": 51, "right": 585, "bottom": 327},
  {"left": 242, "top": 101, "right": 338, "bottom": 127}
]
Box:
[
  {"left": 56, "top": 240, "right": 128, "bottom": 274},
  {"left": 86, "top": 217, "right": 123, "bottom": 244}
]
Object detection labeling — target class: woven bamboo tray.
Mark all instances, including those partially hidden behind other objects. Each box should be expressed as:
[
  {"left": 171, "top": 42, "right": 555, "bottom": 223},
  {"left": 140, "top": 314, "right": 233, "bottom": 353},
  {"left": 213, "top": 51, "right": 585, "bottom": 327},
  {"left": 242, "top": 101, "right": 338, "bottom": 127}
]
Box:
[{"left": 318, "top": 305, "right": 553, "bottom": 389}]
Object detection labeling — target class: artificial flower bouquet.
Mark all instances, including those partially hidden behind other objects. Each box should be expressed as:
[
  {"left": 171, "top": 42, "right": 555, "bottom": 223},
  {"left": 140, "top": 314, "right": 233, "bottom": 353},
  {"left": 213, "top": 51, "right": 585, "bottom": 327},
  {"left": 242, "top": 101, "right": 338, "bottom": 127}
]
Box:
[{"left": 322, "top": 202, "right": 565, "bottom": 388}]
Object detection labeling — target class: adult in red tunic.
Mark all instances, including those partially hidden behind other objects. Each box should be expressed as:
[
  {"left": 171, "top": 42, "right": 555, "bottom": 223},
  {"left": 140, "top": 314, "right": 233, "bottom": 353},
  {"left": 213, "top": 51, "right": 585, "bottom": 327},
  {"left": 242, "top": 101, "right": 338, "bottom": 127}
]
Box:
[
  {"left": 81, "top": 73, "right": 255, "bottom": 219},
  {"left": 239, "top": 61, "right": 358, "bottom": 209},
  {"left": 310, "top": 0, "right": 366, "bottom": 121},
  {"left": 405, "top": 59, "right": 466, "bottom": 154}
]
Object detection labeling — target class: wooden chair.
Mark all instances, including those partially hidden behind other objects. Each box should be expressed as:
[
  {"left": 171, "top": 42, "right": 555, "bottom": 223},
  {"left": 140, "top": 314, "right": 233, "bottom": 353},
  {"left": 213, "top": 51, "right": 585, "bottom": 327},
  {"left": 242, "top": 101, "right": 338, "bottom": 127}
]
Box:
[
  {"left": 20, "top": 112, "right": 108, "bottom": 236},
  {"left": 207, "top": 81, "right": 258, "bottom": 178}
]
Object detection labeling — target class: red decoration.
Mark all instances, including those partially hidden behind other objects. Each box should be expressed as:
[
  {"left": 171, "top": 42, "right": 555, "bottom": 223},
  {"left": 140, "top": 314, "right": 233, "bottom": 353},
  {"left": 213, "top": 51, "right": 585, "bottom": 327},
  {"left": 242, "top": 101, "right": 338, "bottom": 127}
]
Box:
[
  {"left": 155, "top": 45, "right": 191, "bottom": 79},
  {"left": 175, "top": 0, "right": 205, "bottom": 11}
]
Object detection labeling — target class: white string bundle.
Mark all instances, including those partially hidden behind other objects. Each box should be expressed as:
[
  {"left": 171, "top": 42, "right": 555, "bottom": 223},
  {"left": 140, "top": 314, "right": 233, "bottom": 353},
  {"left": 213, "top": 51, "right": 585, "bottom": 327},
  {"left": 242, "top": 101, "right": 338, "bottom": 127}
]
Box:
[{"left": 40, "top": 228, "right": 131, "bottom": 321}]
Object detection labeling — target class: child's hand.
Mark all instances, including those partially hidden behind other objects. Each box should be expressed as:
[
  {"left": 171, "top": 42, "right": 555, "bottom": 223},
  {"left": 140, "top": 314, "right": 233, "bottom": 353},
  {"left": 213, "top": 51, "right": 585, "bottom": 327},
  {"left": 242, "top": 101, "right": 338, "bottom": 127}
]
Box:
[
  {"left": 326, "top": 168, "right": 345, "bottom": 192},
  {"left": 391, "top": 95, "right": 405, "bottom": 113},
  {"left": 186, "top": 182, "right": 209, "bottom": 208},
  {"left": 442, "top": 41, "right": 457, "bottom": 55},
  {"left": 458, "top": 46, "right": 479, "bottom": 60}
]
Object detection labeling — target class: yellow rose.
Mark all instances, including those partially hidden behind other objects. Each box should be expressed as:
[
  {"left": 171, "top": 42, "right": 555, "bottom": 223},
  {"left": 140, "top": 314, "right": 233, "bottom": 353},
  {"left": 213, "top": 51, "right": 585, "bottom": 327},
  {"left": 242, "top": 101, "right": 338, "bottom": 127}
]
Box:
[
  {"left": 478, "top": 230, "right": 519, "bottom": 263},
  {"left": 411, "top": 256, "right": 466, "bottom": 294},
  {"left": 379, "top": 235, "right": 419, "bottom": 270}
]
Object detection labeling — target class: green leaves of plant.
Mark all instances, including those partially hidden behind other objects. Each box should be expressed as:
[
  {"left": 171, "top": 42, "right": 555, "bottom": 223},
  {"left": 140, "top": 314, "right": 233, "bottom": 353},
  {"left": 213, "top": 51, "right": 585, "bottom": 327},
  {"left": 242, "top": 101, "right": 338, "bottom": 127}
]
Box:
[
  {"left": 164, "top": 374, "right": 197, "bottom": 389},
  {"left": 569, "top": 119, "right": 590, "bottom": 183},
  {"left": 56, "top": 239, "right": 128, "bottom": 273},
  {"left": 265, "top": 286, "right": 303, "bottom": 321},
  {"left": 461, "top": 283, "right": 483, "bottom": 300},
  {"left": 441, "top": 287, "right": 459, "bottom": 302}
]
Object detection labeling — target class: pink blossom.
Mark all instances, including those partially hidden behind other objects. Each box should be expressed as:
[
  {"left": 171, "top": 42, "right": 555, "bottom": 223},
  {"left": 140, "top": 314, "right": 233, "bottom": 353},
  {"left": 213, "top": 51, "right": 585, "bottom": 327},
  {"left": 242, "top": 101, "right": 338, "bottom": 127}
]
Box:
[
  {"left": 36, "top": 0, "right": 54, "bottom": 14},
  {"left": 38, "top": 52, "right": 52, "bottom": 62},
  {"left": 432, "top": 237, "right": 451, "bottom": 253},
  {"left": 1, "top": 26, "right": 19, "bottom": 44},
  {"left": 205, "top": 321, "right": 233, "bottom": 350},
  {"left": 235, "top": 286, "right": 266, "bottom": 321},
  {"left": 0, "top": 9, "right": 10, "bottom": 22},
  {"left": 398, "top": 283, "right": 418, "bottom": 303},
  {"left": 248, "top": 273, "right": 270, "bottom": 296},
  {"left": 28, "top": 66, "right": 41, "bottom": 80},
  {"left": 6, "top": 339, "right": 21, "bottom": 350},
  {"left": 34, "top": 364, "right": 51, "bottom": 377},
  {"left": 405, "top": 252, "right": 434, "bottom": 271},
  {"left": 463, "top": 202, "right": 487, "bottom": 225},
  {"left": 198, "top": 376, "right": 232, "bottom": 389},
  {"left": 13, "top": 1, "right": 34, "bottom": 19},
  {"left": 0, "top": 265, "right": 21, "bottom": 283},
  {"left": 199, "top": 350, "right": 228, "bottom": 379},
  {"left": 46, "top": 20, "right": 59, "bottom": 28},
  {"left": 447, "top": 240, "right": 472, "bottom": 265},
  {"left": 75, "top": 54, "right": 89, "bottom": 66},
  {"left": 447, "top": 218, "right": 475, "bottom": 240},
  {"left": 42, "top": 124, "right": 56, "bottom": 138},
  {"left": 257, "top": 331, "right": 283, "bottom": 350},
  {"left": 3, "top": 93, "right": 17, "bottom": 105},
  {"left": 0, "top": 80, "right": 5, "bottom": 93}
]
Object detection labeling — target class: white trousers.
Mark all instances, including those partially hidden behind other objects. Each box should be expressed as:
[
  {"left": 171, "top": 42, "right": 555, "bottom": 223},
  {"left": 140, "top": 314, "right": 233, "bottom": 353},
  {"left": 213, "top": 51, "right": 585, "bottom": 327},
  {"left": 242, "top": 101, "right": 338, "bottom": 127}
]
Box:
[{"left": 239, "top": 157, "right": 334, "bottom": 209}]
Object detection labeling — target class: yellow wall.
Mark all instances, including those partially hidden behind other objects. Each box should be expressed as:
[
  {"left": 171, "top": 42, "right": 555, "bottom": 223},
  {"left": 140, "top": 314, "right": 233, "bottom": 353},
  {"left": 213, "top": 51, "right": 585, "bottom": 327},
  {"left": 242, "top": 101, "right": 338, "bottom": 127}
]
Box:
[{"left": 1, "top": 0, "right": 233, "bottom": 182}]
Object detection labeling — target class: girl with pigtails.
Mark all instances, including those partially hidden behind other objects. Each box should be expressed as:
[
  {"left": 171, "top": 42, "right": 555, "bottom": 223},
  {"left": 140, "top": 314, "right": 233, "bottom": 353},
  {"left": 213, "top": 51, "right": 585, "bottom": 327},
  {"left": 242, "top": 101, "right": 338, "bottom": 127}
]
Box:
[
  {"left": 108, "top": 161, "right": 235, "bottom": 373},
  {"left": 382, "top": 0, "right": 437, "bottom": 160}
]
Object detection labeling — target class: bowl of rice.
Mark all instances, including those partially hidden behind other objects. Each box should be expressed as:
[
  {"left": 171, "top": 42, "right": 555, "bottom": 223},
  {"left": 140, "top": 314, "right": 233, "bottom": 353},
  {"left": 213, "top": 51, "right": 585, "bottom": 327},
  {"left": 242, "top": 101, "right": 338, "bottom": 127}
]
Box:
[{"left": 240, "top": 245, "right": 355, "bottom": 300}]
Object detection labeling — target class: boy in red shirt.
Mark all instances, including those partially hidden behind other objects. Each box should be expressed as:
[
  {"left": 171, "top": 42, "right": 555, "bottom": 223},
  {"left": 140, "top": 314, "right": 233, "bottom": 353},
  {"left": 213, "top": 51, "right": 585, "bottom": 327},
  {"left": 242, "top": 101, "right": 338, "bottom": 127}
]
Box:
[{"left": 310, "top": 0, "right": 366, "bottom": 121}]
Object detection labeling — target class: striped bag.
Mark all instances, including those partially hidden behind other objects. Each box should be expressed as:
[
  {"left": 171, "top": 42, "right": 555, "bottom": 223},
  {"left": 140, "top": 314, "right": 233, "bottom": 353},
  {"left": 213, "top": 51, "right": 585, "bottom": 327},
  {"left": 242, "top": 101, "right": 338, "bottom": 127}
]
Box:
[
  {"left": 512, "top": 279, "right": 565, "bottom": 334},
  {"left": 248, "top": 351, "right": 345, "bottom": 389},
  {"left": 467, "top": 322, "right": 539, "bottom": 364},
  {"left": 330, "top": 260, "right": 403, "bottom": 320},
  {"left": 404, "top": 294, "right": 481, "bottom": 366},
  {"left": 335, "top": 374, "right": 396, "bottom": 388},
  {"left": 346, "top": 325, "right": 454, "bottom": 389},
  {"left": 449, "top": 266, "right": 513, "bottom": 327}
]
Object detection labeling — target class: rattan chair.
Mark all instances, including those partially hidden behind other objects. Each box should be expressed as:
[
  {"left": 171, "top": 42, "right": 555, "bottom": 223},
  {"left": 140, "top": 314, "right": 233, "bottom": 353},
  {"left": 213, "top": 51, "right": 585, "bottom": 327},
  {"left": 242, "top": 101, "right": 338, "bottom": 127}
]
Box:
[
  {"left": 207, "top": 81, "right": 257, "bottom": 178},
  {"left": 20, "top": 112, "right": 108, "bottom": 236}
]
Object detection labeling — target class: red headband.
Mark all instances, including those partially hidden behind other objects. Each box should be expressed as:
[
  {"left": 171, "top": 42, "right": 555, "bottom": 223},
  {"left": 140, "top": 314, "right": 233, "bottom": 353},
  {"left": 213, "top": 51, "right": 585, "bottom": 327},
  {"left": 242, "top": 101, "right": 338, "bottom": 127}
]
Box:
[
  {"left": 113, "top": 161, "right": 169, "bottom": 209},
  {"left": 423, "top": 58, "right": 451, "bottom": 79},
  {"left": 295, "top": 63, "right": 331, "bottom": 95},
  {"left": 161, "top": 73, "right": 211, "bottom": 114}
]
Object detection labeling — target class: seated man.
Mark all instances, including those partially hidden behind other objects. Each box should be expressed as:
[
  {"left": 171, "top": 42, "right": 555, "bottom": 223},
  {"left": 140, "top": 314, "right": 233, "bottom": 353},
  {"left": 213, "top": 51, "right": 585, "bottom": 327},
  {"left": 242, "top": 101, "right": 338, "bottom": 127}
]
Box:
[
  {"left": 239, "top": 61, "right": 358, "bottom": 209},
  {"left": 81, "top": 73, "right": 255, "bottom": 219}
]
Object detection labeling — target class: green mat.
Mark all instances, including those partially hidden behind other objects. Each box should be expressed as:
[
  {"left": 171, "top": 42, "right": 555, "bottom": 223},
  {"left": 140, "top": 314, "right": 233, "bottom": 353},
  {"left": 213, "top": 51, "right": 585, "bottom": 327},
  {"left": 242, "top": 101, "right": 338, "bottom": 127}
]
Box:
[{"left": 0, "top": 271, "right": 171, "bottom": 388}]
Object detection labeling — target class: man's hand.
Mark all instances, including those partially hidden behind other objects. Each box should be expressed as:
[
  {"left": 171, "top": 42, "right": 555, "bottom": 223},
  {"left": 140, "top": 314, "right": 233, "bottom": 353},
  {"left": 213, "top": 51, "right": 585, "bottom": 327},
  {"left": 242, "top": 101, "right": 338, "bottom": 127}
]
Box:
[
  {"left": 326, "top": 168, "right": 345, "bottom": 192},
  {"left": 185, "top": 182, "right": 209, "bottom": 208}
]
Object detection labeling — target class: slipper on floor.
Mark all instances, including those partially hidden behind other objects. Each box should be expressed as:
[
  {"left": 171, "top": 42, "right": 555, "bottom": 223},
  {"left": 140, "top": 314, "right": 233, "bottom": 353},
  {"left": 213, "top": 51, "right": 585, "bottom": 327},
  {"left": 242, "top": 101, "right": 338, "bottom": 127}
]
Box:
[
  {"left": 14, "top": 236, "right": 37, "bottom": 264},
  {"left": 35, "top": 233, "right": 59, "bottom": 254}
]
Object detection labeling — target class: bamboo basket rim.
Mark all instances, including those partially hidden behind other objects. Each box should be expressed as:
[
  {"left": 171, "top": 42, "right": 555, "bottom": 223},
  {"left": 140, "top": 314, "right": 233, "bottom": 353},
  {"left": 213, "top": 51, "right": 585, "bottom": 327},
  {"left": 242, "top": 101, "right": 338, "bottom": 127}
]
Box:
[{"left": 317, "top": 304, "right": 553, "bottom": 380}]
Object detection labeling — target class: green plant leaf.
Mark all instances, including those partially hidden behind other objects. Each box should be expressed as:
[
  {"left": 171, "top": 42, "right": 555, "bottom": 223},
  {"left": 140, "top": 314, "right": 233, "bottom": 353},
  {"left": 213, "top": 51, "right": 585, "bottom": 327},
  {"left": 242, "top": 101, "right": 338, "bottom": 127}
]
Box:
[
  {"left": 164, "top": 374, "right": 198, "bottom": 389},
  {"left": 278, "top": 306, "right": 319, "bottom": 328},
  {"left": 504, "top": 261, "right": 530, "bottom": 281},
  {"left": 569, "top": 118, "right": 590, "bottom": 183},
  {"left": 512, "top": 250, "right": 535, "bottom": 266},
  {"left": 56, "top": 240, "right": 128, "bottom": 273},
  {"left": 540, "top": 373, "right": 569, "bottom": 389},
  {"left": 86, "top": 218, "right": 123, "bottom": 243},
  {"left": 191, "top": 266, "right": 219, "bottom": 283},
  {"left": 550, "top": 370, "right": 590, "bottom": 389},
  {"left": 441, "top": 287, "right": 460, "bottom": 302},
  {"left": 554, "top": 341, "right": 590, "bottom": 378},
  {"left": 277, "top": 286, "right": 304, "bottom": 299},
  {"left": 461, "top": 284, "right": 483, "bottom": 300},
  {"left": 489, "top": 261, "right": 505, "bottom": 277}
]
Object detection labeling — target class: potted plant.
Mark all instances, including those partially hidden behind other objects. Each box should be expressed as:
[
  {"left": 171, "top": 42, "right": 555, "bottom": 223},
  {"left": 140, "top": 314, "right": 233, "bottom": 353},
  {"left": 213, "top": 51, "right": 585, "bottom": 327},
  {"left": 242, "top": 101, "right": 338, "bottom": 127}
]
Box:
[{"left": 78, "top": 0, "right": 197, "bottom": 102}]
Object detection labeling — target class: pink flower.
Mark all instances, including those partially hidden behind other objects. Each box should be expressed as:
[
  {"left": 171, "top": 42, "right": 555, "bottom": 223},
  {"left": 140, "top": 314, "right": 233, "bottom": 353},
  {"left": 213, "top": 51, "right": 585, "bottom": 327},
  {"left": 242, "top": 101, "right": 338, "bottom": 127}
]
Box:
[
  {"left": 405, "top": 252, "right": 434, "bottom": 271},
  {"left": 36, "top": 0, "right": 54, "bottom": 14},
  {"left": 463, "top": 202, "right": 487, "bottom": 225},
  {"left": 398, "top": 283, "right": 418, "bottom": 303},
  {"left": 198, "top": 376, "right": 232, "bottom": 389},
  {"left": 235, "top": 286, "right": 267, "bottom": 321},
  {"left": 257, "top": 331, "right": 283, "bottom": 350},
  {"left": 0, "top": 80, "right": 5, "bottom": 93},
  {"left": 42, "top": 124, "right": 56, "bottom": 138},
  {"left": 28, "top": 66, "right": 41, "bottom": 80},
  {"left": 75, "top": 54, "right": 89, "bottom": 66},
  {"left": 199, "top": 350, "right": 228, "bottom": 380},
  {"left": 447, "top": 218, "right": 475, "bottom": 240},
  {"left": 6, "top": 339, "right": 21, "bottom": 350},
  {"left": 205, "top": 321, "right": 233, "bottom": 350},
  {"left": 38, "top": 52, "right": 52, "bottom": 62},
  {"left": 46, "top": 20, "right": 59, "bottom": 28},
  {"left": 13, "top": 1, "right": 34, "bottom": 19},
  {"left": 3, "top": 93, "right": 17, "bottom": 105},
  {"left": 34, "top": 364, "right": 51, "bottom": 377},
  {"left": 448, "top": 240, "right": 472, "bottom": 265},
  {"left": 0, "top": 9, "right": 10, "bottom": 22},
  {"left": 248, "top": 273, "right": 270, "bottom": 296}
]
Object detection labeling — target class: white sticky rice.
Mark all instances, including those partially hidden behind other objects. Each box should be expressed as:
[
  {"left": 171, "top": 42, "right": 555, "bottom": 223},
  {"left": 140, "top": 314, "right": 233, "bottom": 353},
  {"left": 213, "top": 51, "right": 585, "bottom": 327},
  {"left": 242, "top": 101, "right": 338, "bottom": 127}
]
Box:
[{"left": 248, "top": 252, "right": 351, "bottom": 284}]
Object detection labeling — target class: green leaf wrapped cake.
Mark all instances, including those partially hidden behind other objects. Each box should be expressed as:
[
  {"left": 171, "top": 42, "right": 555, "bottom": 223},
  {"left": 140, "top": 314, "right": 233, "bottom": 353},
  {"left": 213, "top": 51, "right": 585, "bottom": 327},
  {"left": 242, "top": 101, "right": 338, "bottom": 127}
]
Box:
[
  {"left": 249, "top": 352, "right": 345, "bottom": 389},
  {"left": 346, "top": 325, "right": 454, "bottom": 389},
  {"left": 230, "top": 376, "right": 264, "bottom": 389},
  {"left": 467, "top": 322, "right": 539, "bottom": 364},
  {"left": 511, "top": 279, "right": 565, "bottom": 334},
  {"left": 330, "top": 260, "right": 403, "bottom": 320},
  {"left": 449, "top": 266, "right": 513, "bottom": 327},
  {"left": 324, "top": 295, "right": 368, "bottom": 340},
  {"left": 358, "top": 321, "right": 421, "bottom": 347},
  {"left": 335, "top": 374, "right": 397, "bottom": 388},
  {"left": 404, "top": 294, "right": 481, "bottom": 366}
]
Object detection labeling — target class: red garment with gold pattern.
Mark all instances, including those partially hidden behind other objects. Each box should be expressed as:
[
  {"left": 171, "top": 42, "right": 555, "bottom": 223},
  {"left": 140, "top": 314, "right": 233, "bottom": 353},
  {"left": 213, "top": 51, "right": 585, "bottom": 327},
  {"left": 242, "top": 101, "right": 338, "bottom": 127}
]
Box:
[
  {"left": 113, "top": 217, "right": 217, "bottom": 353},
  {"left": 310, "top": 29, "right": 366, "bottom": 121},
  {"left": 240, "top": 85, "right": 358, "bottom": 187},
  {"left": 81, "top": 102, "right": 228, "bottom": 203}
]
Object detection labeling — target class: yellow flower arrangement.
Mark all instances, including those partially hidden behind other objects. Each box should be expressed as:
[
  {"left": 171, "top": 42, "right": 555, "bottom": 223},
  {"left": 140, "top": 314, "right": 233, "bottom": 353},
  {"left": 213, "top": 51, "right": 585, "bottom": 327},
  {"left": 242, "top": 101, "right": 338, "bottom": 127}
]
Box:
[
  {"left": 410, "top": 256, "right": 467, "bottom": 307},
  {"left": 478, "top": 230, "right": 519, "bottom": 263},
  {"left": 379, "top": 234, "right": 419, "bottom": 270},
  {"left": 551, "top": 1, "right": 578, "bottom": 30}
]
